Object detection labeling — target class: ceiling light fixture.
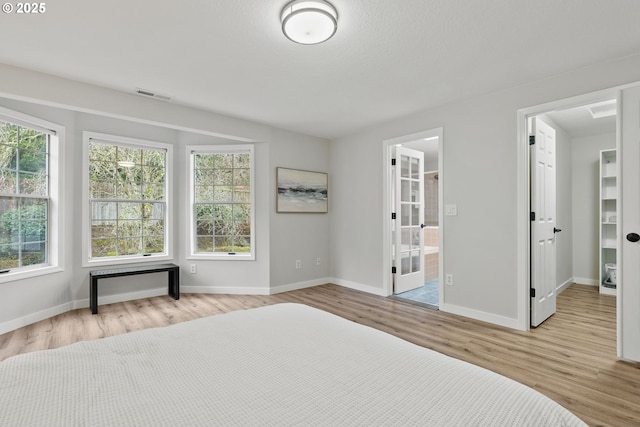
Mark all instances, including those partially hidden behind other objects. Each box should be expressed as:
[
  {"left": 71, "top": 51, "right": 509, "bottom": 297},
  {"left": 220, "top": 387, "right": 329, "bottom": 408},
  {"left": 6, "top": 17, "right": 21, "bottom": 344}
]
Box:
[{"left": 281, "top": 0, "right": 338, "bottom": 45}]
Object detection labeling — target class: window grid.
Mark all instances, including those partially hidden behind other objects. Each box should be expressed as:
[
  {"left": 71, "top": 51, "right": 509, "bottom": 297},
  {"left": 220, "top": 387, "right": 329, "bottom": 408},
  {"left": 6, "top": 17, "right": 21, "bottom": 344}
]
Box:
[
  {"left": 0, "top": 120, "right": 49, "bottom": 270},
  {"left": 89, "top": 141, "right": 167, "bottom": 259},
  {"left": 193, "top": 151, "right": 252, "bottom": 256}
]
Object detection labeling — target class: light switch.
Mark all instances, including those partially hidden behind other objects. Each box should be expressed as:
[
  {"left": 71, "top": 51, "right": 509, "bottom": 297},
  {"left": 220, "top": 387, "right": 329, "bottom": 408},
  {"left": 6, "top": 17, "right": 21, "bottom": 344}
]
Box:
[{"left": 445, "top": 204, "right": 458, "bottom": 216}]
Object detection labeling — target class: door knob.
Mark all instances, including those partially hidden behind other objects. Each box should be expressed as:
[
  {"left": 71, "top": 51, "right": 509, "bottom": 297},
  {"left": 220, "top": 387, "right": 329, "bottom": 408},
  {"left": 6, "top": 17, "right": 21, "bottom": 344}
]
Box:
[
  {"left": 553, "top": 227, "right": 562, "bottom": 233},
  {"left": 627, "top": 233, "right": 640, "bottom": 243},
  {"left": 420, "top": 224, "right": 426, "bottom": 229}
]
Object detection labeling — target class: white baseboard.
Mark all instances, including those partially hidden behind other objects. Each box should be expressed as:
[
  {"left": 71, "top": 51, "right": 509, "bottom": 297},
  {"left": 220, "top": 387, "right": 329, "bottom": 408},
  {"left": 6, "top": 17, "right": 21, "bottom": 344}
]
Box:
[
  {"left": 270, "top": 278, "right": 331, "bottom": 295},
  {"left": 180, "top": 285, "right": 269, "bottom": 295},
  {"left": 330, "top": 278, "right": 389, "bottom": 297},
  {"left": 573, "top": 277, "right": 598, "bottom": 286},
  {"left": 556, "top": 277, "right": 574, "bottom": 294},
  {"left": 439, "top": 302, "right": 520, "bottom": 330},
  {"left": 0, "top": 302, "right": 74, "bottom": 335}
]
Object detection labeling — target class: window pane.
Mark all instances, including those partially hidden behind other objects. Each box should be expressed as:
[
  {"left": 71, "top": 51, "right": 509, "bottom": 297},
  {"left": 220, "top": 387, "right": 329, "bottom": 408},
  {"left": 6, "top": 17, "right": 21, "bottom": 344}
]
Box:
[
  {"left": 0, "top": 144, "right": 17, "bottom": 168},
  {"left": 195, "top": 185, "right": 212, "bottom": 203},
  {"left": 117, "top": 237, "right": 141, "bottom": 256},
  {"left": 119, "top": 220, "right": 141, "bottom": 237},
  {"left": 0, "top": 123, "right": 18, "bottom": 145},
  {"left": 0, "top": 168, "right": 16, "bottom": 194},
  {"left": 0, "top": 244, "right": 19, "bottom": 269},
  {"left": 142, "top": 219, "right": 164, "bottom": 237},
  {"left": 143, "top": 150, "right": 164, "bottom": 168},
  {"left": 18, "top": 150, "right": 46, "bottom": 173},
  {"left": 89, "top": 143, "right": 116, "bottom": 162},
  {"left": 0, "top": 196, "right": 47, "bottom": 268},
  {"left": 91, "top": 239, "right": 116, "bottom": 258},
  {"left": 117, "top": 146, "right": 142, "bottom": 166},
  {"left": 196, "top": 236, "right": 213, "bottom": 252},
  {"left": 92, "top": 221, "right": 117, "bottom": 239},
  {"left": 89, "top": 139, "right": 167, "bottom": 259},
  {"left": 214, "top": 169, "right": 232, "bottom": 186},
  {"left": 192, "top": 149, "right": 252, "bottom": 256},
  {"left": 213, "top": 187, "right": 233, "bottom": 202},
  {"left": 144, "top": 237, "right": 164, "bottom": 253},
  {"left": 19, "top": 170, "right": 47, "bottom": 196},
  {"left": 143, "top": 166, "right": 164, "bottom": 185}
]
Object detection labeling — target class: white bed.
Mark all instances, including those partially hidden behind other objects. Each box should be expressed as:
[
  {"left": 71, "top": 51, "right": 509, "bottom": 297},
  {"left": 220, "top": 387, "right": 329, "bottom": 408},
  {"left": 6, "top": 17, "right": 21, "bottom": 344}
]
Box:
[{"left": 0, "top": 303, "right": 585, "bottom": 426}]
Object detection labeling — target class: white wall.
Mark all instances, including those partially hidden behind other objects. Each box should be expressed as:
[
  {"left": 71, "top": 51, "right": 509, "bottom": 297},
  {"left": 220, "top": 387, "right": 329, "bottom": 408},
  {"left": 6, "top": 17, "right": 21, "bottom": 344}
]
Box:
[
  {"left": 329, "top": 53, "right": 640, "bottom": 328},
  {"left": 571, "top": 132, "right": 616, "bottom": 284},
  {"left": 0, "top": 65, "right": 330, "bottom": 333}
]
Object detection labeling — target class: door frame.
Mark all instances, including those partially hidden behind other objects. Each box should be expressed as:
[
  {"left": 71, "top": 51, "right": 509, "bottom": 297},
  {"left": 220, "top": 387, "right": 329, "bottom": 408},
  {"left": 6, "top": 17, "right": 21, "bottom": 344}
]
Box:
[
  {"left": 516, "top": 86, "right": 626, "bottom": 336},
  {"left": 382, "top": 127, "right": 444, "bottom": 297}
]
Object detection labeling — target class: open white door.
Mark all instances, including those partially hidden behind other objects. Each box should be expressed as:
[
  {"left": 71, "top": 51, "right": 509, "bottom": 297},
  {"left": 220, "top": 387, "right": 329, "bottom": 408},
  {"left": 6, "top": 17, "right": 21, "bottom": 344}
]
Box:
[
  {"left": 530, "top": 117, "right": 558, "bottom": 327},
  {"left": 393, "top": 146, "right": 425, "bottom": 293},
  {"left": 619, "top": 85, "right": 640, "bottom": 361}
]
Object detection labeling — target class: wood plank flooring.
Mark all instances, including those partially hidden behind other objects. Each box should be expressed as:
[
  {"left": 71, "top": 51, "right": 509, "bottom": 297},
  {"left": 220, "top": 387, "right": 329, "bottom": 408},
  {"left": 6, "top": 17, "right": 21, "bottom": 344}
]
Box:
[{"left": 1, "top": 284, "right": 638, "bottom": 426}]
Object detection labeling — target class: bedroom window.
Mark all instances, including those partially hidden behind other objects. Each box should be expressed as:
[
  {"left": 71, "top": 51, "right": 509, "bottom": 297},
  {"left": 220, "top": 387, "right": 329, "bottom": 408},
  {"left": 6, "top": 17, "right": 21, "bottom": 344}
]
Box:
[
  {"left": 188, "top": 145, "right": 255, "bottom": 260},
  {"left": 84, "top": 133, "right": 172, "bottom": 265},
  {"left": 0, "top": 108, "right": 61, "bottom": 280}
]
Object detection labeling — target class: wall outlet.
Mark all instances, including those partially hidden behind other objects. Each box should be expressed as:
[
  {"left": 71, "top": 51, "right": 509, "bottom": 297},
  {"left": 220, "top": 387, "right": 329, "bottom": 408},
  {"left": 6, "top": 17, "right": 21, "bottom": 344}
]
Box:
[
  {"left": 295, "top": 259, "right": 301, "bottom": 269},
  {"left": 316, "top": 257, "right": 321, "bottom": 265},
  {"left": 445, "top": 273, "right": 454, "bottom": 286},
  {"left": 190, "top": 264, "right": 197, "bottom": 274}
]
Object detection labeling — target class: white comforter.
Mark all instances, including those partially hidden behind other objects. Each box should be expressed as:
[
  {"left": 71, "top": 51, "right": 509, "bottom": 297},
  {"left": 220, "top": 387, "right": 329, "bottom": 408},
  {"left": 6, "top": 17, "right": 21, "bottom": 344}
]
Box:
[{"left": 0, "top": 303, "right": 586, "bottom": 426}]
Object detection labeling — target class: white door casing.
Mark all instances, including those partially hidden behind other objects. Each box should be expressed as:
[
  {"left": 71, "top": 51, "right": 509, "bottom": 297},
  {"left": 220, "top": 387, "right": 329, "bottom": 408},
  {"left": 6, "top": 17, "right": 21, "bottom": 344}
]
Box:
[
  {"left": 530, "top": 117, "right": 557, "bottom": 327},
  {"left": 619, "top": 85, "right": 640, "bottom": 361},
  {"left": 393, "top": 146, "right": 425, "bottom": 294}
]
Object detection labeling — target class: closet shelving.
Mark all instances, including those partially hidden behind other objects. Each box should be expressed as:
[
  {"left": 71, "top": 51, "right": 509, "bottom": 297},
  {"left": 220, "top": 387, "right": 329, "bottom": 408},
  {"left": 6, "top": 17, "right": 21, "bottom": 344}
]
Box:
[{"left": 599, "top": 149, "right": 617, "bottom": 296}]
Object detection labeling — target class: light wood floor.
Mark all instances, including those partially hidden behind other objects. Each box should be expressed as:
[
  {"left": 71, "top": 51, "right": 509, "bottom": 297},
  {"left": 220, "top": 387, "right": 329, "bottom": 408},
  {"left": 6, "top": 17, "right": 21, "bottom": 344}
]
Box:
[{"left": 1, "top": 284, "right": 638, "bottom": 426}]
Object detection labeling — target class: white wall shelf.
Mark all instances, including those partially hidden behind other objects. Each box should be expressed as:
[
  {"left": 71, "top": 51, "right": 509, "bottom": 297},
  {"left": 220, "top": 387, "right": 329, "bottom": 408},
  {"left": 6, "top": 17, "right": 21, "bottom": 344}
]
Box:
[{"left": 599, "top": 149, "right": 617, "bottom": 296}]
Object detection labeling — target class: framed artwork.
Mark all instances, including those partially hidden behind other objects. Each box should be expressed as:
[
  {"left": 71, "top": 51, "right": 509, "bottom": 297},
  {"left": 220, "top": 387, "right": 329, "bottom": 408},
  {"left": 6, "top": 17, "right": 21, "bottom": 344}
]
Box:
[{"left": 277, "top": 167, "right": 328, "bottom": 213}]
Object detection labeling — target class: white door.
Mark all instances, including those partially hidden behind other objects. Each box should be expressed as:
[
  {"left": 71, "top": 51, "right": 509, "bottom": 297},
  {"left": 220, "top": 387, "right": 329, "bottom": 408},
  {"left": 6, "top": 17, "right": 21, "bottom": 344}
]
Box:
[
  {"left": 619, "top": 85, "right": 640, "bottom": 360},
  {"left": 393, "top": 146, "right": 425, "bottom": 293},
  {"left": 530, "top": 117, "right": 557, "bottom": 327}
]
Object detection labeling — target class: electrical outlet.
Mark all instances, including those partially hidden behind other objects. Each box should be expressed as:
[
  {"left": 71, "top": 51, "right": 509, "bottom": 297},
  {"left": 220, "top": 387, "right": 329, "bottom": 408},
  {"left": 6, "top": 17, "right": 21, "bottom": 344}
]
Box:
[
  {"left": 316, "top": 257, "right": 321, "bottom": 265},
  {"left": 295, "top": 259, "right": 301, "bottom": 269},
  {"left": 190, "top": 264, "right": 197, "bottom": 274},
  {"left": 445, "top": 273, "right": 453, "bottom": 286}
]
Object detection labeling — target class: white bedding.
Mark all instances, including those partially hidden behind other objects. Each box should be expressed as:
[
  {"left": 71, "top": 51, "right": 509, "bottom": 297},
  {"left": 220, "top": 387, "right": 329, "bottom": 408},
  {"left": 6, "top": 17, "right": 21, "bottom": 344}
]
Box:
[{"left": 0, "top": 303, "right": 586, "bottom": 426}]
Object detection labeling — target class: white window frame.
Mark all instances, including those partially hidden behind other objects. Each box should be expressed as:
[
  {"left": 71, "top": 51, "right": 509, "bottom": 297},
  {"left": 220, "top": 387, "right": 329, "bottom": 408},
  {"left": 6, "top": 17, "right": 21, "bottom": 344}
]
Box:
[
  {"left": 187, "top": 144, "right": 255, "bottom": 261},
  {"left": 0, "top": 106, "right": 63, "bottom": 284},
  {"left": 82, "top": 132, "right": 173, "bottom": 267}
]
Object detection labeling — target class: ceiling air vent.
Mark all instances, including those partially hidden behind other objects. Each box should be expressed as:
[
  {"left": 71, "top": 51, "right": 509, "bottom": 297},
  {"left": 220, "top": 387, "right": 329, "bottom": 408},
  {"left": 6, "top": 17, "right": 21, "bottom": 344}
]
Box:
[{"left": 135, "top": 88, "right": 172, "bottom": 102}]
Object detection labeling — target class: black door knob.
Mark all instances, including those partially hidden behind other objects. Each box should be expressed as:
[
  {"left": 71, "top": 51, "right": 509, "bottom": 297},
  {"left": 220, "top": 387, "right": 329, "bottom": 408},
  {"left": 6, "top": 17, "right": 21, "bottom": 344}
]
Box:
[
  {"left": 553, "top": 227, "right": 562, "bottom": 233},
  {"left": 627, "top": 233, "right": 640, "bottom": 243}
]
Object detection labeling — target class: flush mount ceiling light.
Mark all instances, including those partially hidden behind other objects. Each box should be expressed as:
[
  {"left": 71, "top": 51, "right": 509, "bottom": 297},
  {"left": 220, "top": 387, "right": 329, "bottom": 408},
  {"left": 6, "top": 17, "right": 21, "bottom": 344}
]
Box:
[{"left": 281, "top": 0, "right": 338, "bottom": 45}]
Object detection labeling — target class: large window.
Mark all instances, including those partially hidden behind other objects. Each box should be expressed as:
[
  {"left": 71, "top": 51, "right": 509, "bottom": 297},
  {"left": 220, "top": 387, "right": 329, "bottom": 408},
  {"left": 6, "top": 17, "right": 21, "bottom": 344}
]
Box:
[
  {"left": 0, "top": 119, "right": 49, "bottom": 271},
  {"left": 0, "top": 108, "right": 60, "bottom": 278},
  {"left": 189, "top": 145, "right": 254, "bottom": 260},
  {"left": 85, "top": 133, "right": 172, "bottom": 264}
]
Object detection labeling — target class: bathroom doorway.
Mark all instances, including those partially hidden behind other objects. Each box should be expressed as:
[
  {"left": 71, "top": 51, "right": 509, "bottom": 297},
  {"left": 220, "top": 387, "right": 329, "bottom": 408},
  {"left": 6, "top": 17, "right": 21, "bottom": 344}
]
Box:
[{"left": 383, "top": 128, "right": 443, "bottom": 309}]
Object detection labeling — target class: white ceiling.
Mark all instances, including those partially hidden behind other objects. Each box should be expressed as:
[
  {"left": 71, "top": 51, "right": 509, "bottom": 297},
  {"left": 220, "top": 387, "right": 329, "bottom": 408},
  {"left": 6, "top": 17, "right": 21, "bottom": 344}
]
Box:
[
  {"left": 1, "top": 1, "right": 640, "bottom": 140},
  {"left": 545, "top": 102, "right": 617, "bottom": 138}
]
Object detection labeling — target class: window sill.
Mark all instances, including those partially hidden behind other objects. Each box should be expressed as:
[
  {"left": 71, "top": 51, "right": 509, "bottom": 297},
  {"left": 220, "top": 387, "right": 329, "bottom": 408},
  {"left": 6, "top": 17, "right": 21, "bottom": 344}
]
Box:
[
  {"left": 186, "top": 254, "right": 255, "bottom": 261},
  {"left": 83, "top": 254, "right": 173, "bottom": 268},
  {"left": 0, "top": 265, "right": 63, "bottom": 284}
]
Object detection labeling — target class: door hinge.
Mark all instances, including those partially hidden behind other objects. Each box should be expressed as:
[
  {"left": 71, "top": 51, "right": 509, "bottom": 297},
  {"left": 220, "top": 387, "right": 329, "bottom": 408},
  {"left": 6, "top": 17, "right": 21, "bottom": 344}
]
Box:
[
  {"left": 392, "top": 266, "right": 397, "bottom": 274},
  {"left": 392, "top": 212, "right": 396, "bottom": 220},
  {"left": 529, "top": 135, "right": 535, "bottom": 145},
  {"left": 530, "top": 288, "right": 536, "bottom": 298},
  {"left": 391, "top": 158, "right": 396, "bottom": 166},
  {"left": 530, "top": 212, "right": 535, "bottom": 221}
]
